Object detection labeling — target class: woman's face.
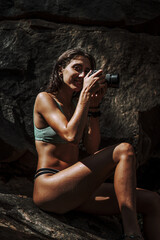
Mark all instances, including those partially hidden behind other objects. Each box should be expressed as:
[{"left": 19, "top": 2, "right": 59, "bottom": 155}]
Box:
[{"left": 61, "top": 56, "right": 91, "bottom": 92}]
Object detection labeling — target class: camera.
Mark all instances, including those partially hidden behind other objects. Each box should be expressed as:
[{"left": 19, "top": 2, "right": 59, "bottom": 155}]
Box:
[{"left": 90, "top": 70, "right": 120, "bottom": 88}]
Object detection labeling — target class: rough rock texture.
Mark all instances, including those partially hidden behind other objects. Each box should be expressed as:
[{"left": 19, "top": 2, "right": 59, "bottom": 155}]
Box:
[
  {"left": 0, "top": 0, "right": 160, "bottom": 35},
  {"left": 0, "top": 19, "right": 160, "bottom": 166},
  {"left": 0, "top": 193, "right": 122, "bottom": 240},
  {"left": 0, "top": 1, "right": 160, "bottom": 239}
]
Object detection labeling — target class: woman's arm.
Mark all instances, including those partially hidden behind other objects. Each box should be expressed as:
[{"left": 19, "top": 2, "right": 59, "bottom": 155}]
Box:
[
  {"left": 35, "top": 90, "right": 90, "bottom": 145},
  {"left": 35, "top": 71, "right": 105, "bottom": 145},
  {"left": 83, "top": 87, "right": 107, "bottom": 154}
]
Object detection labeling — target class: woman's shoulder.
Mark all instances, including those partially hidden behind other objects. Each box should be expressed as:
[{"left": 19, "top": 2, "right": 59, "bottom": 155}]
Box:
[
  {"left": 36, "top": 92, "right": 55, "bottom": 104},
  {"left": 36, "top": 91, "right": 50, "bottom": 100},
  {"left": 35, "top": 92, "right": 57, "bottom": 112}
]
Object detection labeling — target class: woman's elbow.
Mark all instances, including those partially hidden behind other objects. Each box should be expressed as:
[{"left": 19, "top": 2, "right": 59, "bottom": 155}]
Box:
[{"left": 65, "top": 134, "right": 79, "bottom": 145}]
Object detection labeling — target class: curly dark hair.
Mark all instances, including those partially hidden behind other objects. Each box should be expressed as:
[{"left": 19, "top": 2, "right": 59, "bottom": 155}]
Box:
[{"left": 46, "top": 48, "right": 96, "bottom": 94}]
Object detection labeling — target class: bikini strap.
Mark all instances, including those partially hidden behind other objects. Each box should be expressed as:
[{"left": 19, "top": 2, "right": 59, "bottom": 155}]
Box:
[{"left": 34, "top": 168, "right": 59, "bottom": 179}]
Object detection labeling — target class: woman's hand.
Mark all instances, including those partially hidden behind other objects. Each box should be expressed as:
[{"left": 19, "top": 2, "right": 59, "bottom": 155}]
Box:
[{"left": 83, "top": 70, "right": 107, "bottom": 107}]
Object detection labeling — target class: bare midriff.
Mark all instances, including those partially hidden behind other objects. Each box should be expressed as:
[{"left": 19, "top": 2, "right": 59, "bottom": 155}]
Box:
[{"left": 35, "top": 141, "right": 79, "bottom": 171}]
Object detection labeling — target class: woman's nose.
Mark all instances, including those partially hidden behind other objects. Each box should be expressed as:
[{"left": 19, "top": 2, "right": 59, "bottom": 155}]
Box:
[{"left": 78, "top": 71, "right": 85, "bottom": 78}]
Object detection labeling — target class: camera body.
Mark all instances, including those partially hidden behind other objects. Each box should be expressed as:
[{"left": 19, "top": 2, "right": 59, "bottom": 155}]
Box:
[{"left": 90, "top": 70, "right": 120, "bottom": 88}]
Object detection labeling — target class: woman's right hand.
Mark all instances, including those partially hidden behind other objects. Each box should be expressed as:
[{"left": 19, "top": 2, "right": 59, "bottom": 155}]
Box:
[{"left": 83, "top": 69, "right": 106, "bottom": 96}]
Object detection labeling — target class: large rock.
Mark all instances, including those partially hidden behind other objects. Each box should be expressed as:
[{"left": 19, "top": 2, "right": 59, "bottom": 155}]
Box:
[
  {"left": 0, "top": 193, "right": 122, "bottom": 240},
  {"left": 0, "top": 19, "right": 160, "bottom": 166},
  {"left": 0, "top": 2, "right": 159, "bottom": 239},
  {"left": 0, "top": 0, "right": 160, "bottom": 35}
]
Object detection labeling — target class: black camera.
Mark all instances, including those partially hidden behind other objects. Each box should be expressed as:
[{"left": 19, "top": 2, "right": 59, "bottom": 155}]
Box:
[{"left": 90, "top": 70, "right": 120, "bottom": 88}]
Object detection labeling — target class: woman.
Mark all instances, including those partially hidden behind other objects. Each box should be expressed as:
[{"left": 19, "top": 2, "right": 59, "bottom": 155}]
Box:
[{"left": 33, "top": 48, "right": 160, "bottom": 240}]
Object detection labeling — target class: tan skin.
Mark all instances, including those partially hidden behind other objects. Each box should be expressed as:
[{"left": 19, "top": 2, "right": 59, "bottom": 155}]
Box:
[{"left": 33, "top": 56, "right": 160, "bottom": 240}]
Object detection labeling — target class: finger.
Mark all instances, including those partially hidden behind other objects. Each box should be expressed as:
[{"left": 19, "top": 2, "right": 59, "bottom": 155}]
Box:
[
  {"left": 92, "top": 69, "right": 103, "bottom": 77},
  {"left": 86, "top": 70, "right": 92, "bottom": 77}
]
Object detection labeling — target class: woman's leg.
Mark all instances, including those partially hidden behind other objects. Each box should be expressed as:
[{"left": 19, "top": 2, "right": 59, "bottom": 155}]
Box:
[
  {"left": 33, "top": 143, "right": 141, "bottom": 237},
  {"left": 75, "top": 182, "right": 120, "bottom": 215},
  {"left": 76, "top": 185, "right": 160, "bottom": 240},
  {"left": 33, "top": 144, "right": 116, "bottom": 212},
  {"left": 113, "top": 143, "right": 141, "bottom": 237}
]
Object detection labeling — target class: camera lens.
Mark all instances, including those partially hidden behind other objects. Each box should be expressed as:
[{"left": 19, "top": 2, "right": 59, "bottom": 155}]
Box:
[
  {"left": 105, "top": 74, "right": 120, "bottom": 88},
  {"left": 89, "top": 70, "right": 120, "bottom": 88}
]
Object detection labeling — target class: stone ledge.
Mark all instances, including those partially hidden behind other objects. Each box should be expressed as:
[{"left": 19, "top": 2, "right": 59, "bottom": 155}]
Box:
[{"left": 0, "top": 193, "right": 122, "bottom": 240}]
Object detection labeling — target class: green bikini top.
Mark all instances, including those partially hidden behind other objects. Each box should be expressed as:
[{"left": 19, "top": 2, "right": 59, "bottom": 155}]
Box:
[{"left": 34, "top": 100, "right": 68, "bottom": 144}]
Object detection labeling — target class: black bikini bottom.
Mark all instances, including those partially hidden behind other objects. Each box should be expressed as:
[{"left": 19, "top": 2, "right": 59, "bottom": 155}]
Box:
[{"left": 34, "top": 168, "right": 60, "bottom": 179}]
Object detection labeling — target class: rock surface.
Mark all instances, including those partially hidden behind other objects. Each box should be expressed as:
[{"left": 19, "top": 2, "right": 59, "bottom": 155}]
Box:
[
  {"left": 0, "top": 0, "right": 160, "bottom": 35},
  {"left": 0, "top": 193, "right": 122, "bottom": 240},
  {"left": 0, "top": 19, "right": 160, "bottom": 166},
  {"left": 0, "top": 1, "right": 160, "bottom": 239}
]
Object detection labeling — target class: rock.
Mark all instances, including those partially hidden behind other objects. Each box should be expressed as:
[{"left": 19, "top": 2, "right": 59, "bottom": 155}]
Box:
[
  {"left": 0, "top": 19, "right": 160, "bottom": 166},
  {"left": 0, "top": 1, "right": 159, "bottom": 238},
  {"left": 0, "top": 0, "right": 160, "bottom": 34},
  {"left": 0, "top": 193, "right": 122, "bottom": 240}
]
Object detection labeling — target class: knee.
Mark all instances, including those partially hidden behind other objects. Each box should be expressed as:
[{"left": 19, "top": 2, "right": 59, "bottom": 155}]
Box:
[{"left": 113, "top": 142, "right": 136, "bottom": 164}]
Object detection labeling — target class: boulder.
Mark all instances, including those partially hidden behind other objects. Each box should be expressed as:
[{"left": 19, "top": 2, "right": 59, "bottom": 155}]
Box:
[
  {"left": 0, "top": 0, "right": 160, "bottom": 35},
  {"left": 0, "top": 193, "right": 122, "bottom": 240},
  {"left": 0, "top": 1, "right": 159, "bottom": 238},
  {"left": 0, "top": 19, "right": 160, "bottom": 166}
]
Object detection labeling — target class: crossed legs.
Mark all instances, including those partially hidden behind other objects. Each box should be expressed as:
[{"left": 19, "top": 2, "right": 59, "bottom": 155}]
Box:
[{"left": 33, "top": 143, "right": 160, "bottom": 240}]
